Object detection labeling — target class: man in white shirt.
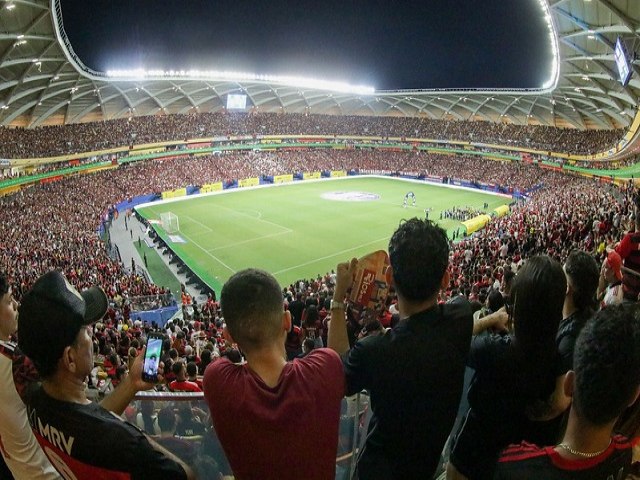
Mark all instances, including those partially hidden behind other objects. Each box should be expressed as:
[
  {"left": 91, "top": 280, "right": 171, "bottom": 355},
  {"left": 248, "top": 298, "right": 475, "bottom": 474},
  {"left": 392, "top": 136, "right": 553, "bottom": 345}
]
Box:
[{"left": 0, "top": 272, "right": 60, "bottom": 479}]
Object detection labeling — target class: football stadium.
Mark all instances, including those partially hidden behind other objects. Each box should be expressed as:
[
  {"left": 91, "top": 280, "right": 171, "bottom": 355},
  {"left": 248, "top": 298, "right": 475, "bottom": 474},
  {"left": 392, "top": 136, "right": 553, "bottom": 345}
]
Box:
[{"left": 1, "top": 0, "right": 640, "bottom": 479}]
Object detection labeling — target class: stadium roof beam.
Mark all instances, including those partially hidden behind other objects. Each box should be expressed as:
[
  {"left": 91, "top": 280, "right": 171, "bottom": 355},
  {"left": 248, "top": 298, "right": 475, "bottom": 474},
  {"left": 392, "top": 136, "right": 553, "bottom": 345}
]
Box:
[
  {"left": 107, "top": 83, "right": 135, "bottom": 114},
  {"left": 594, "top": 0, "right": 637, "bottom": 32},
  {"left": 0, "top": 8, "right": 50, "bottom": 61},
  {"left": 62, "top": 77, "right": 85, "bottom": 125},
  {"left": 560, "top": 41, "right": 638, "bottom": 104},
  {"left": 1, "top": 98, "right": 38, "bottom": 124},
  {"left": 69, "top": 101, "right": 103, "bottom": 124},
  {"left": 8, "top": 0, "right": 49, "bottom": 10},
  {"left": 0, "top": 33, "right": 54, "bottom": 42},
  {"left": 554, "top": 108, "right": 583, "bottom": 129},
  {"left": 0, "top": 0, "right": 639, "bottom": 149},
  {"left": 548, "top": 0, "right": 571, "bottom": 8},
  {"left": 28, "top": 96, "right": 70, "bottom": 127}
]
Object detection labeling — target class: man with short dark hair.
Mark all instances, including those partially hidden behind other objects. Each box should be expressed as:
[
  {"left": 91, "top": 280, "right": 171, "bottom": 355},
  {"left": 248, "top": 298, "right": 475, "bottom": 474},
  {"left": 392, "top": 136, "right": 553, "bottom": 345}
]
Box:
[
  {"left": 18, "top": 270, "right": 193, "bottom": 480},
  {"left": 169, "top": 361, "right": 202, "bottom": 392},
  {"left": 288, "top": 292, "right": 305, "bottom": 327},
  {"left": 329, "top": 218, "right": 473, "bottom": 479},
  {"left": 156, "top": 406, "right": 198, "bottom": 465},
  {"left": 185, "top": 361, "right": 203, "bottom": 389},
  {"left": 203, "top": 268, "right": 344, "bottom": 480},
  {"left": 558, "top": 250, "right": 599, "bottom": 374},
  {"left": 495, "top": 304, "right": 640, "bottom": 479}
]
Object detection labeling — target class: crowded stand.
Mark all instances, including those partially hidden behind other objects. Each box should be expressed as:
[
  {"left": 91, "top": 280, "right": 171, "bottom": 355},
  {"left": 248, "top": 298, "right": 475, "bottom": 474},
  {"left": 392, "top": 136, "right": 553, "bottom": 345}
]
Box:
[
  {"left": 441, "top": 205, "right": 489, "bottom": 222},
  {"left": 3, "top": 127, "right": 640, "bottom": 479},
  {"left": 0, "top": 112, "right": 625, "bottom": 158}
]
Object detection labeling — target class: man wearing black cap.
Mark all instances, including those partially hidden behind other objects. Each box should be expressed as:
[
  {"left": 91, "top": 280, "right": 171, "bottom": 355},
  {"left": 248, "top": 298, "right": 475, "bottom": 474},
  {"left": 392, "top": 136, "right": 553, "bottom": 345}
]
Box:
[{"left": 18, "top": 270, "right": 194, "bottom": 480}]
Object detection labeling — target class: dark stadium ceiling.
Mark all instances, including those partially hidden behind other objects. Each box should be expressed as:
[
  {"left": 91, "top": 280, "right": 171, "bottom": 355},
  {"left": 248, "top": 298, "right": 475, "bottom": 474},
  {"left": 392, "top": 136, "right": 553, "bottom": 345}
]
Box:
[{"left": 0, "top": 0, "right": 639, "bottom": 130}]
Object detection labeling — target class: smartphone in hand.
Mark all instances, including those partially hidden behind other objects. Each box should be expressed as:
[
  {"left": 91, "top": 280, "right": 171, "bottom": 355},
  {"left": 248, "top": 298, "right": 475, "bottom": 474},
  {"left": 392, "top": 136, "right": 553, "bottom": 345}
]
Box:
[{"left": 142, "top": 332, "right": 165, "bottom": 382}]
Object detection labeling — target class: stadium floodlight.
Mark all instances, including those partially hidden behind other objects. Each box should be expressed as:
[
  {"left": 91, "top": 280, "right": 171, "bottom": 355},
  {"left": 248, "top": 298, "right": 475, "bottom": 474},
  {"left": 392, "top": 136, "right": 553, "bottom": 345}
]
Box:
[
  {"left": 105, "top": 69, "right": 375, "bottom": 95},
  {"left": 538, "top": 0, "right": 560, "bottom": 91}
]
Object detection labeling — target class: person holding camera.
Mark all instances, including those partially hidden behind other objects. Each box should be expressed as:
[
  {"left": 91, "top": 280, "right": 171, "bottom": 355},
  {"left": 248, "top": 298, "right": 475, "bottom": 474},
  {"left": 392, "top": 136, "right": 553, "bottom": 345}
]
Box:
[{"left": 18, "top": 270, "right": 194, "bottom": 480}]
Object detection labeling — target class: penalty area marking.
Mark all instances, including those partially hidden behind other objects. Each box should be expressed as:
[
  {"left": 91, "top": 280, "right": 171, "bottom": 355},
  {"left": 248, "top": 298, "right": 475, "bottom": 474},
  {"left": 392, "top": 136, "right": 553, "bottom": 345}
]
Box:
[
  {"left": 207, "top": 230, "right": 292, "bottom": 252},
  {"left": 215, "top": 204, "right": 291, "bottom": 232},
  {"left": 178, "top": 230, "right": 237, "bottom": 274},
  {"left": 273, "top": 236, "right": 389, "bottom": 275},
  {"left": 183, "top": 215, "right": 213, "bottom": 233}
]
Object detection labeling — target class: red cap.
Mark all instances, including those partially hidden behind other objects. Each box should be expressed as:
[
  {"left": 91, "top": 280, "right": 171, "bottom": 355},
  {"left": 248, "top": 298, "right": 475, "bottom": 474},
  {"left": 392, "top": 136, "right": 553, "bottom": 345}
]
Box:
[{"left": 607, "top": 251, "right": 623, "bottom": 281}]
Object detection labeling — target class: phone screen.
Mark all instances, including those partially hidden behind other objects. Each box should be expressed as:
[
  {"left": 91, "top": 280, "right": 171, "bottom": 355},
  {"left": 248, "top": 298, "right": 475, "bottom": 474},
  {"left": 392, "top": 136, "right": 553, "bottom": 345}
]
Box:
[{"left": 142, "top": 335, "right": 163, "bottom": 382}]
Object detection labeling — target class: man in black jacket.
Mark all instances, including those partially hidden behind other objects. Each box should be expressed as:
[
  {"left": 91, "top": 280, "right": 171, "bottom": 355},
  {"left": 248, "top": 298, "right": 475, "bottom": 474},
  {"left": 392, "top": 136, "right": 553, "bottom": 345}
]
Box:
[{"left": 329, "top": 218, "right": 473, "bottom": 480}]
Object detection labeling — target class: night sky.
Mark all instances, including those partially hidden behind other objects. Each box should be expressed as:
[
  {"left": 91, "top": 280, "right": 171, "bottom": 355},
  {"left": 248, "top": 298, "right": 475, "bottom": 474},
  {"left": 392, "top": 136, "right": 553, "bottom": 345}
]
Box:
[{"left": 60, "top": 0, "right": 551, "bottom": 91}]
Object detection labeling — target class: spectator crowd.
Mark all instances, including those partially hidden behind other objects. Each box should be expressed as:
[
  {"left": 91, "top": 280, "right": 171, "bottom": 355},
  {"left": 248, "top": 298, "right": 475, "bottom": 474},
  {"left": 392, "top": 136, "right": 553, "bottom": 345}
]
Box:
[
  {"left": 1, "top": 115, "right": 640, "bottom": 480},
  {"left": 0, "top": 111, "right": 624, "bottom": 158}
]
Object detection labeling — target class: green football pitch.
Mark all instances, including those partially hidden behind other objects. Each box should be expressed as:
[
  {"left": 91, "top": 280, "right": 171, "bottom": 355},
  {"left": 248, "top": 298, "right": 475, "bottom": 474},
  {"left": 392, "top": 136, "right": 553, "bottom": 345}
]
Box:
[{"left": 136, "top": 176, "right": 507, "bottom": 292}]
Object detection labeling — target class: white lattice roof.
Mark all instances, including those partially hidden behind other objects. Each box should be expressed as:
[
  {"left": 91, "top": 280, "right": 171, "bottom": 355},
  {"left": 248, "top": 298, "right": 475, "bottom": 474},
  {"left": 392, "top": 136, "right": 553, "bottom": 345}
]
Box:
[{"left": 0, "top": 0, "right": 638, "bottom": 130}]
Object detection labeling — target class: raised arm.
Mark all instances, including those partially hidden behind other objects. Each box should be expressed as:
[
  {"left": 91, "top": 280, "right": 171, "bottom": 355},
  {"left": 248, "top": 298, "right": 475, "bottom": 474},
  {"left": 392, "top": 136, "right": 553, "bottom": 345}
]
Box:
[
  {"left": 327, "top": 258, "right": 357, "bottom": 355},
  {"left": 100, "top": 347, "right": 157, "bottom": 415},
  {"left": 472, "top": 307, "right": 509, "bottom": 335}
]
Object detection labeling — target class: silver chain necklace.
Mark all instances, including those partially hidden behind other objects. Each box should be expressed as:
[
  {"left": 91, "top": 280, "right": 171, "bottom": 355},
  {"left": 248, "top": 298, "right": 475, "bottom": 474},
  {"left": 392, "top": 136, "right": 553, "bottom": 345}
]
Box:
[{"left": 557, "top": 439, "right": 612, "bottom": 458}]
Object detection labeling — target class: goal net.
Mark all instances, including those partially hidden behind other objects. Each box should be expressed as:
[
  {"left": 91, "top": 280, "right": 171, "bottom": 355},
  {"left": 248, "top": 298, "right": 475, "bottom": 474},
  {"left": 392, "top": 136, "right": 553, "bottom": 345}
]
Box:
[{"left": 160, "top": 212, "right": 179, "bottom": 234}]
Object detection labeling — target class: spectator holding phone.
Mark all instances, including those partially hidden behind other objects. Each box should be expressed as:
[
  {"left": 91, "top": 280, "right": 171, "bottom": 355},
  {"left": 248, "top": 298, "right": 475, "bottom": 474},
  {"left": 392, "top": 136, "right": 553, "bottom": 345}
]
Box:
[
  {"left": 329, "top": 218, "right": 473, "bottom": 480},
  {"left": 18, "top": 270, "right": 194, "bottom": 480},
  {"left": 203, "top": 268, "right": 344, "bottom": 480}
]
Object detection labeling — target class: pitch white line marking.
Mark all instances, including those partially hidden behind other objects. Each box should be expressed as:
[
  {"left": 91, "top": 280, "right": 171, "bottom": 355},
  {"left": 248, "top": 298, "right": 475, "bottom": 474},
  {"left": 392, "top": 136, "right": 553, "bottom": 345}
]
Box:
[
  {"left": 216, "top": 205, "right": 291, "bottom": 232},
  {"left": 207, "top": 230, "right": 292, "bottom": 252},
  {"left": 179, "top": 231, "right": 237, "bottom": 274},
  {"left": 183, "top": 215, "right": 213, "bottom": 233},
  {"left": 273, "top": 236, "right": 389, "bottom": 275}
]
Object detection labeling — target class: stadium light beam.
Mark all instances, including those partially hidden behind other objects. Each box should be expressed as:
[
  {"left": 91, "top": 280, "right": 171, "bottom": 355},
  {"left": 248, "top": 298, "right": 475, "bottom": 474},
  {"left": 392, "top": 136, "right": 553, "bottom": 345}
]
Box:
[
  {"left": 105, "top": 69, "right": 375, "bottom": 95},
  {"left": 538, "top": 0, "right": 560, "bottom": 91}
]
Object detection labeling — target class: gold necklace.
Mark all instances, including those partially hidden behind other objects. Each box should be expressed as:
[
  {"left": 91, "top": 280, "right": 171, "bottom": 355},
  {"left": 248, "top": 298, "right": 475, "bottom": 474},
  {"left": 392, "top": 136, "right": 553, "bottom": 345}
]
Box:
[{"left": 557, "top": 439, "right": 612, "bottom": 458}]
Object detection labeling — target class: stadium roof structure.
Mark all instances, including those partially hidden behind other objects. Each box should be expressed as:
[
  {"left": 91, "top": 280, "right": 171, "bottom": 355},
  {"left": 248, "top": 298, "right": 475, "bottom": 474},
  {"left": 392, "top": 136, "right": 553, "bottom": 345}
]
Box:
[{"left": 0, "top": 0, "right": 639, "bottom": 134}]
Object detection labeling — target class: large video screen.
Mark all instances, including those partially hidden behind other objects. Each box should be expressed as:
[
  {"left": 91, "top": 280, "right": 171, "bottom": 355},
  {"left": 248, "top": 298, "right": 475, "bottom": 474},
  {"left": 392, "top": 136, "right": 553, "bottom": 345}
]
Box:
[
  {"left": 226, "top": 94, "right": 247, "bottom": 110},
  {"left": 614, "top": 37, "right": 633, "bottom": 87}
]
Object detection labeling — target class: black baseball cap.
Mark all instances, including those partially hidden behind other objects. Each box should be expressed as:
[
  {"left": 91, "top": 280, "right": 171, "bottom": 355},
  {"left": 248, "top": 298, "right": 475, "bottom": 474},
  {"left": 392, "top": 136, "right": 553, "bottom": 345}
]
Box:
[{"left": 18, "top": 270, "right": 109, "bottom": 370}]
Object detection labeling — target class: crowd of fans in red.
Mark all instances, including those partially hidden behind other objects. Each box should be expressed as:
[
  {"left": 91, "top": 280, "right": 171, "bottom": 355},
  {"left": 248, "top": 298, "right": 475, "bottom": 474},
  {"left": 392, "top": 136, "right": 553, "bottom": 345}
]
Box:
[
  {"left": 0, "top": 112, "right": 624, "bottom": 158},
  {"left": 2, "top": 147, "right": 628, "bottom": 313},
  {"left": 0, "top": 143, "right": 630, "bottom": 384},
  {"left": 1, "top": 114, "right": 637, "bottom": 478}
]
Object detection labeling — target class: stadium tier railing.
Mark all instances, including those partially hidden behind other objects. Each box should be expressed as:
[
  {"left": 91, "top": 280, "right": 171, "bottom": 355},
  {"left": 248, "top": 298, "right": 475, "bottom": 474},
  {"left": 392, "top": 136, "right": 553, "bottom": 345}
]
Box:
[
  {"left": 129, "top": 293, "right": 176, "bottom": 312},
  {"left": 119, "top": 391, "right": 368, "bottom": 479}
]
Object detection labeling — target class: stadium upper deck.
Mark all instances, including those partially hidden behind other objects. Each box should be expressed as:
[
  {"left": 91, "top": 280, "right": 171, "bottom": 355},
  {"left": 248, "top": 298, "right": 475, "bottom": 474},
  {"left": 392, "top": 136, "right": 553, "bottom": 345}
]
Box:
[{"left": 0, "top": 1, "right": 639, "bottom": 153}]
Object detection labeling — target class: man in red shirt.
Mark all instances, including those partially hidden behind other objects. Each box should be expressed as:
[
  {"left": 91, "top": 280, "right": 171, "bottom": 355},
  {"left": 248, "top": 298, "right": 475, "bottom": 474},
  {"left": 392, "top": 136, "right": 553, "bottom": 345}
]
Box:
[
  {"left": 615, "top": 199, "right": 640, "bottom": 301},
  {"left": 203, "top": 268, "right": 344, "bottom": 480},
  {"left": 169, "top": 362, "right": 202, "bottom": 392}
]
